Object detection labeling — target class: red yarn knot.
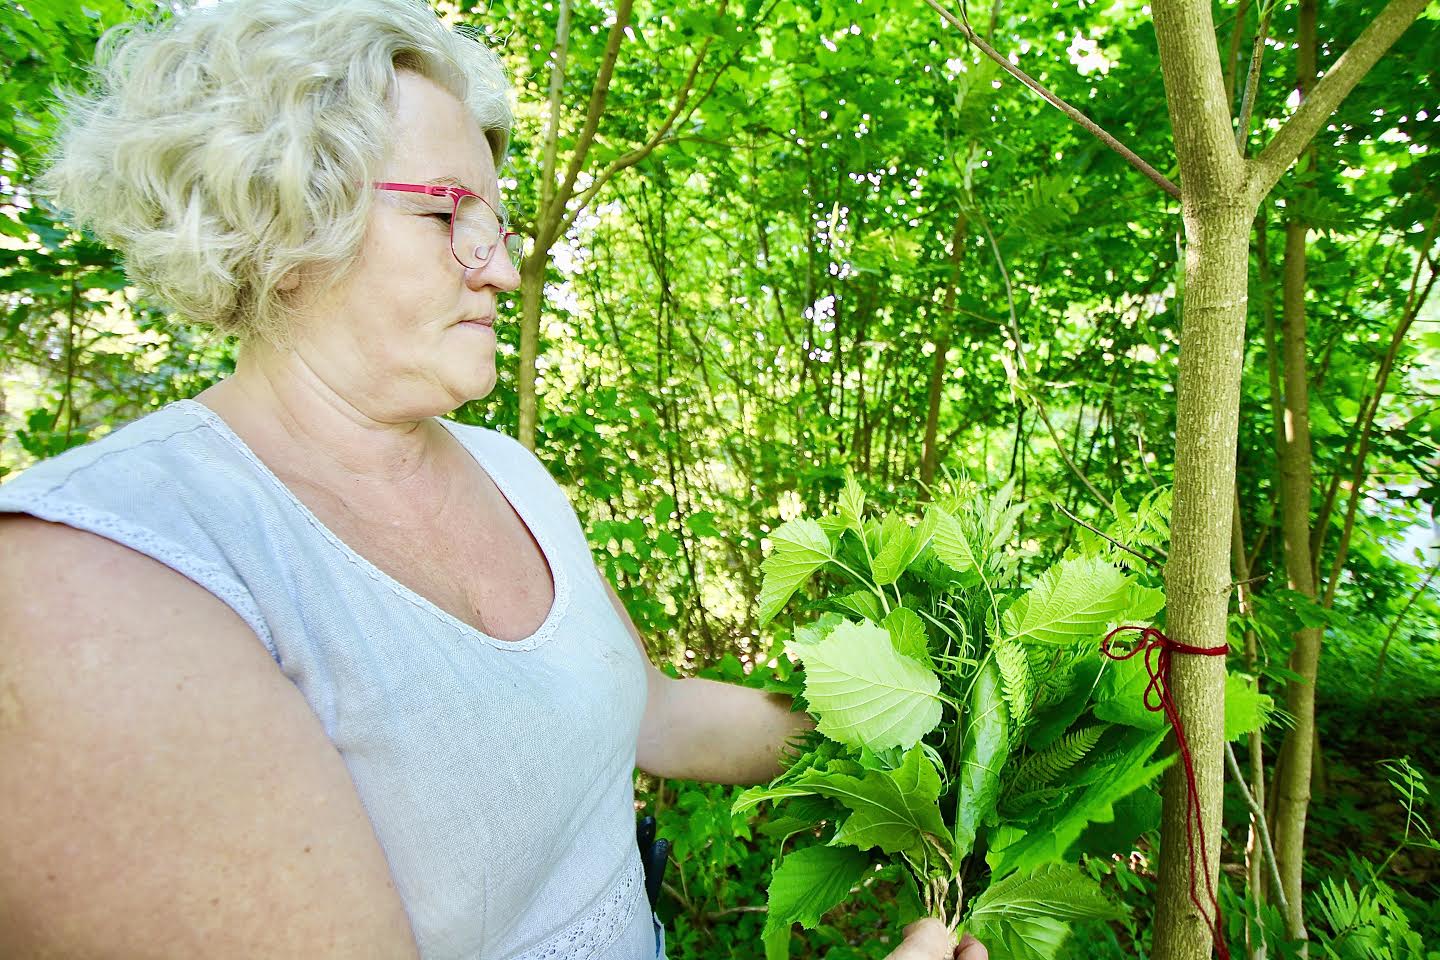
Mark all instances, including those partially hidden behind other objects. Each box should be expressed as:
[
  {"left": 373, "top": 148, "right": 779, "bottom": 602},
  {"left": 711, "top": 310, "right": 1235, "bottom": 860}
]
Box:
[{"left": 1102, "top": 624, "right": 1231, "bottom": 960}]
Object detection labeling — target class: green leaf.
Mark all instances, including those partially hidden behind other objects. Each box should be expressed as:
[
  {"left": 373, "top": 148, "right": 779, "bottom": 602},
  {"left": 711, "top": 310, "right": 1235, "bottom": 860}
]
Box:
[
  {"left": 955, "top": 659, "right": 1009, "bottom": 860},
  {"left": 1224, "top": 672, "right": 1272, "bottom": 741},
  {"left": 1092, "top": 659, "right": 1165, "bottom": 732},
  {"left": 796, "top": 745, "right": 952, "bottom": 858},
  {"left": 759, "top": 519, "right": 835, "bottom": 626},
  {"left": 967, "top": 864, "right": 1124, "bottom": 960},
  {"left": 763, "top": 845, "right": 872, "bottom": 938},
  {"left": 882, "top": 606, "right": 930, "bottom": 664},
  {"left": 1009, "top": 725, "right": 1107, "bottom": 795},
  {"left": 1024, "top": 654, "right": 1104, "bottom": 751},
  {"left": 733, "top": 782, "right": 818, "bottom": 816},
  {"left": 871, "top": 512, "right": 923, "bottom": 584},
  {"left": 987, "top": 728, "right": 1172, "bottom": 876},
  {"left": 839, "top": 471, "right": 867, "bottom": 540},
  {"left": 833, "top": 589, "right": 884, "bottom": 623},
  {"left": 1073, "top": 785, "right": 1162, "bottom": 856},
  {"left": 1002, "top": 557, "right": 1133, "bottom": 645},
  {"left": 993, "top": 639, "right": 1033, "bottom": 729},
  {"left": 787, "top": 620, "right": 943, "bottom": 751},
  {"left": 929, "top": 506, "right": 981, "bottom": 574},
  {"left": 792, "top": 611, "right": 845, "bottom": 646}
]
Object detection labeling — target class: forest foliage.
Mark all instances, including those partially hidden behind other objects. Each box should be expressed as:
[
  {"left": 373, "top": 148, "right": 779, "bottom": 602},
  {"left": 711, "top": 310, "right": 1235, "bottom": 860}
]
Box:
[{"left": 2, "top": 0, "right": 1438, "bottom": 956}]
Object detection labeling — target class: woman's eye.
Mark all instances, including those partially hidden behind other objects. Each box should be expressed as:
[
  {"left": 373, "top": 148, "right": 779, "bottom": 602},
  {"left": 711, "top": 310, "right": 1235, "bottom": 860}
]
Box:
[{"left": 428, "top": 212, "right": 453, "bottom": 226}]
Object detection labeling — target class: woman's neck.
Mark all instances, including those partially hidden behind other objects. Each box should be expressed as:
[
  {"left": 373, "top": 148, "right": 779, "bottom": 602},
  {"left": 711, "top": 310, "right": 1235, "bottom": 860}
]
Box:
[{"left": 195, "top": 339, "right": 446, "bottom": 489}]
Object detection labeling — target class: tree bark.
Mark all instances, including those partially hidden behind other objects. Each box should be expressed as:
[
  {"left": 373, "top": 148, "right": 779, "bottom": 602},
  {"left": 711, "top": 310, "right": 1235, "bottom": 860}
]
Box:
[
  {"left": 1271, "top": 4, "right": 1323, "bottom": 942},
  {"left": 1146, "top": 0, "right": 1426, "bottom": 954},
  {"left": 1149, "top": 3, "right": 1251, "bottom": 958}
]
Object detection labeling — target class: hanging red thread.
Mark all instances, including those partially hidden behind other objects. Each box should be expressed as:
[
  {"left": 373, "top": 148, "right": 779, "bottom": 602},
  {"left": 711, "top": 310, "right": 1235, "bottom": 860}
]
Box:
[{"left": 1102, "top": 624, "right": 1230, "bottom": 960}]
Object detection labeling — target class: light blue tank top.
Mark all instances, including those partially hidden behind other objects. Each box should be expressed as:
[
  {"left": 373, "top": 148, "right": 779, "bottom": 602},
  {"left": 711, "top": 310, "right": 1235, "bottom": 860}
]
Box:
[{"left": 0, "top": 399, "right": 662, "bottom": 960}]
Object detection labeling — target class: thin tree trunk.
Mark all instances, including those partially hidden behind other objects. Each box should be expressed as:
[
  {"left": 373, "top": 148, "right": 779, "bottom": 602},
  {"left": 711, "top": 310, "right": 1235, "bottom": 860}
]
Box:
[
  {"left": 1271, "top": 4, "right": 1321, "bottom": 942},
  {"left": 1233, "top": 494, "right": 1269, "bottom": 960},
  {"left": 1147, "top": 0, "right": 1428, "bottom": 954},
  {"left": 1149, "top": 3, "right": 1252, "bottom": 958},
  {"left": 920, "top": 210, "right": 970, "bottom": 493}
]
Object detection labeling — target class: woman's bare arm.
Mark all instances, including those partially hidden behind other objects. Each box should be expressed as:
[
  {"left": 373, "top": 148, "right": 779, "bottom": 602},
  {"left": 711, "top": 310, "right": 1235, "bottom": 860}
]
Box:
[
  {"left": 0, "top": 517, "right": 419, "bottom": 959},
  {"left": 601, "top": 577, "right": 814, "bottom": 785}
]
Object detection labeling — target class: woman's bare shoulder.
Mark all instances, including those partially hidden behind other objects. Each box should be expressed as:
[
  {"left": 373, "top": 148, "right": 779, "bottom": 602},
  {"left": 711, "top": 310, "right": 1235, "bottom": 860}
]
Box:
[{"left": 0, "top": 515, "right": 419, "bottom": 959}]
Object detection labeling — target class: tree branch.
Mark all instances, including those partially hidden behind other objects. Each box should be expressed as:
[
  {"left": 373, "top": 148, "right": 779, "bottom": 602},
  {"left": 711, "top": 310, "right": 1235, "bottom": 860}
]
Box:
[
  {"left": 922, "top": 0, "right": 1181, "bottom": 200},
  {"left": 542, "top": 0, "right": 637, "bottom": 249},
  {"left": 1055, "top": 501, "right": 1165, "bottom": 567},
  {"left": 1372, "top": 554, "right": 1440, "bottom": 693},
  {"left": 1233, "top": 3, "right": 1274, "bottom": 153},
  {"left": 557, "top": 36, "right": 717, "bottom": 240},
  {"left": 1248, "top": 0, "right": 1432, "bottom": 197},
  {"left": 1226, "top": 742, "right": 1291, "bottom": 918},
  {"left": 535, "top": 0, "right": 572, "bottom": 233}
]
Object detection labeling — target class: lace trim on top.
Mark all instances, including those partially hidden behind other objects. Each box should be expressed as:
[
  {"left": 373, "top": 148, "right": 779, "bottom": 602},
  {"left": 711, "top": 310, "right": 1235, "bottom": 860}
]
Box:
[
  {"left": 508, "top": 857, "right": 644, "bottom": 960},
  {"left": 170, "top": 400, "right": 572, "bottom": 653},
  {"left": 0, "top": 419, "right": 281, "bottom": 659}
]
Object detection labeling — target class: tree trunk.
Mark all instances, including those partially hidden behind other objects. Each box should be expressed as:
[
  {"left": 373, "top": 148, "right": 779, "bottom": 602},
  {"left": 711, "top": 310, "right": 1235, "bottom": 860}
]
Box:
[
  {"left": 920, "top": 210, "right": 970, "bottom": 492},
  {"left": 1144, "top": 0, "right": 1428, "bottom": 953},
  {"left": 1150, "top": 3, "right": 1252, "bottom": 958},
  {"left": 1271, "top": 1, "right": 1321, "bottom": 942}
]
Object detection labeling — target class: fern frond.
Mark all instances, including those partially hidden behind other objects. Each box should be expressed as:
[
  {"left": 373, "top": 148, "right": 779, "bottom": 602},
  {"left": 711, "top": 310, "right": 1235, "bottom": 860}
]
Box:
[
  {"left": 993, "top": 640, "right": 1033, "bottom": 730},
  {"left": 999, "top": 785, "right": 1071, "bottom": 815},
  {"left": 1010, "top": 725, "right": 1107, "bottom": 795}
]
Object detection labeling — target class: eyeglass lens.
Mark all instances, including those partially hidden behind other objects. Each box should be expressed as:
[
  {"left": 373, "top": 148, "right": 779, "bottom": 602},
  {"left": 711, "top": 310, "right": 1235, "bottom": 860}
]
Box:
[{"left": 453, "top": 193, "right": 522, "bottom": 269}]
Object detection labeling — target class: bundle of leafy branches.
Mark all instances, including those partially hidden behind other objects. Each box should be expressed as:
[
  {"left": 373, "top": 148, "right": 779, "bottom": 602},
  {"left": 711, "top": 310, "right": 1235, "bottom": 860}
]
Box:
[{"left": 736, "top": 476, "right": 1263, "bottom": 959}]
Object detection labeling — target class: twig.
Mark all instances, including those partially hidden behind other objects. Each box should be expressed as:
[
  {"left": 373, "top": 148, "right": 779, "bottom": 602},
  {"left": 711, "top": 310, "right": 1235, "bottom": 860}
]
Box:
[
  {"left": 1234, "top": 3, "right": 1275, "bottom": 153},
  {"left": 1372, "top": 556, "right": 1440, "bottom": 693},
  {"left": 1054, "top": 501, "right": 1165, "bottom": 567},
  {"left": 977, "top": 211, "right": 1110, "bottom": 509},
  {"left": 1225, "top": 742, "right": 1291, "bottom": 918},
  {"left": 921, "top": 0, "right": 1181, "bottom": 200}
]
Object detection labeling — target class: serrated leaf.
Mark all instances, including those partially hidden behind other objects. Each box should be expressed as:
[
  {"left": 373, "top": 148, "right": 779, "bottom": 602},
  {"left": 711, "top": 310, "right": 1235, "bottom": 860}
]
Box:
[
  {"left": 833, "top": 589, "right": 884, "bottom": 623},
  {"left": 956, "top": 659, "right": 1008, "bottom": 859},
  {"left": 882, "top": 606, "right": 930, "bottom": 663},
  {"left": 1001, "top": 556, "right": 1133, "bottom": 645},
  {"left": 1127, "top": 583, "right": 1166, "bottom": 622},
  {"left": 987, "top": 728, "right": 1172, "bottom": 876},
  {"left": 871, "top": 513, "right": 916, "bottom": 585},
  {"left": 930, "top": 506, "right": 981, "bottom": 574},
  {"left": 759, "top": 519, "right": 834, "bottom": 626},
  {"left": 792, "top": 611, "right": 845, "bottom": 646},
  {"left": 1073, "top": 785, "right": 1162, "bottom": 856},
  {"left": 839, "top": 471, "right": 867, "bottom": 540},
  {"left": 967, "top": 864, "right": 1123, "bottom": 960},
  {"left": 796, "top": 745, "right": 952, "bottom": 858},
  {"left": 733, "top": 783, "right": 818, "bottom": 816},
  {"left": 1225, "top": 672, "right": 1272, "bottom": 741},
  {"left": 787, "top": 620, "right": 943, "bottom": 751},
  {"left": 763, "top": 845, "right": 871, "bottom": 940},
  {"left": 1009, "top": 725, "right": 1107, "bottom": 795}
]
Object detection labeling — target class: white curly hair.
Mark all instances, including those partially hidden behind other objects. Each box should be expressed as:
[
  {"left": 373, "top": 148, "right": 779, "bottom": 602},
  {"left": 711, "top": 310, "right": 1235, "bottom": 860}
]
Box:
[{"left": 42, "top": 0, "right": 512, "bottom": 343}]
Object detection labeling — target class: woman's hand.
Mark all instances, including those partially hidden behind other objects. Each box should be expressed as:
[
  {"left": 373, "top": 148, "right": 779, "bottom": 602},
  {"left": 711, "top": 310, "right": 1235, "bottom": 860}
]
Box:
[{"left": 883, "top": 919, "right": 989, "bottom": 960}]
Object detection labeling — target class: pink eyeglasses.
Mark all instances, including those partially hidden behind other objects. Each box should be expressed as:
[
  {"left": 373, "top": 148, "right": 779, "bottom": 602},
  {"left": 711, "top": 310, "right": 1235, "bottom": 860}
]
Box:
[{"left": 373, "top": 182, "right": 523, "bottom": 269}]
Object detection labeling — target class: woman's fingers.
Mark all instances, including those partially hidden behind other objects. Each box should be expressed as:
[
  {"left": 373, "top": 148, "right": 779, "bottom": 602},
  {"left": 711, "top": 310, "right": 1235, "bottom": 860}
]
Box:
[
  {"left": 885, "top": 918, "right": 954, "bottom": 960},
  {"left": 955, "top": 931, "right": 990, "bottom": 960}
]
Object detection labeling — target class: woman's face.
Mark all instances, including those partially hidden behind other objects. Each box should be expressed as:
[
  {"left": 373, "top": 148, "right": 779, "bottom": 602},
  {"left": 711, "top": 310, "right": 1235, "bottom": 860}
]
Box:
[{"left": 293, "top": 70, "right": 520, "bottom": 421}]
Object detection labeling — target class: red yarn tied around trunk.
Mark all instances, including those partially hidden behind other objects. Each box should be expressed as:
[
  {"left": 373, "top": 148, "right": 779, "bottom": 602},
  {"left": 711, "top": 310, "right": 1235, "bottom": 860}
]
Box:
[{"left": 1101, "top": 624, "right": 1230, "bottom": 960}]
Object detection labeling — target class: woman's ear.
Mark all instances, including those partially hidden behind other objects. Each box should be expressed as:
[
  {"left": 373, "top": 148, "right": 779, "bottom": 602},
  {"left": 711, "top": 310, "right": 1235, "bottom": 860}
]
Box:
[{"left": 277, "top": 271, "right": 300, "bottom": 292}]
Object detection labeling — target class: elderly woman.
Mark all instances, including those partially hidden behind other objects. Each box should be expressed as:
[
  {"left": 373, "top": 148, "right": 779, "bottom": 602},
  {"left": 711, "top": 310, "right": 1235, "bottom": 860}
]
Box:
[{"left": 0, "top": 2, "right": 985, "bottom": 958}]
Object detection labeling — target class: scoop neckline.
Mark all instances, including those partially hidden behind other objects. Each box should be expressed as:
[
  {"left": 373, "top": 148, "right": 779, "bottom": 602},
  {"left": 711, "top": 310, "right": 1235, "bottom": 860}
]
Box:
[{"left": 169, "top": 398, "right": 570, "bottom": 652}]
